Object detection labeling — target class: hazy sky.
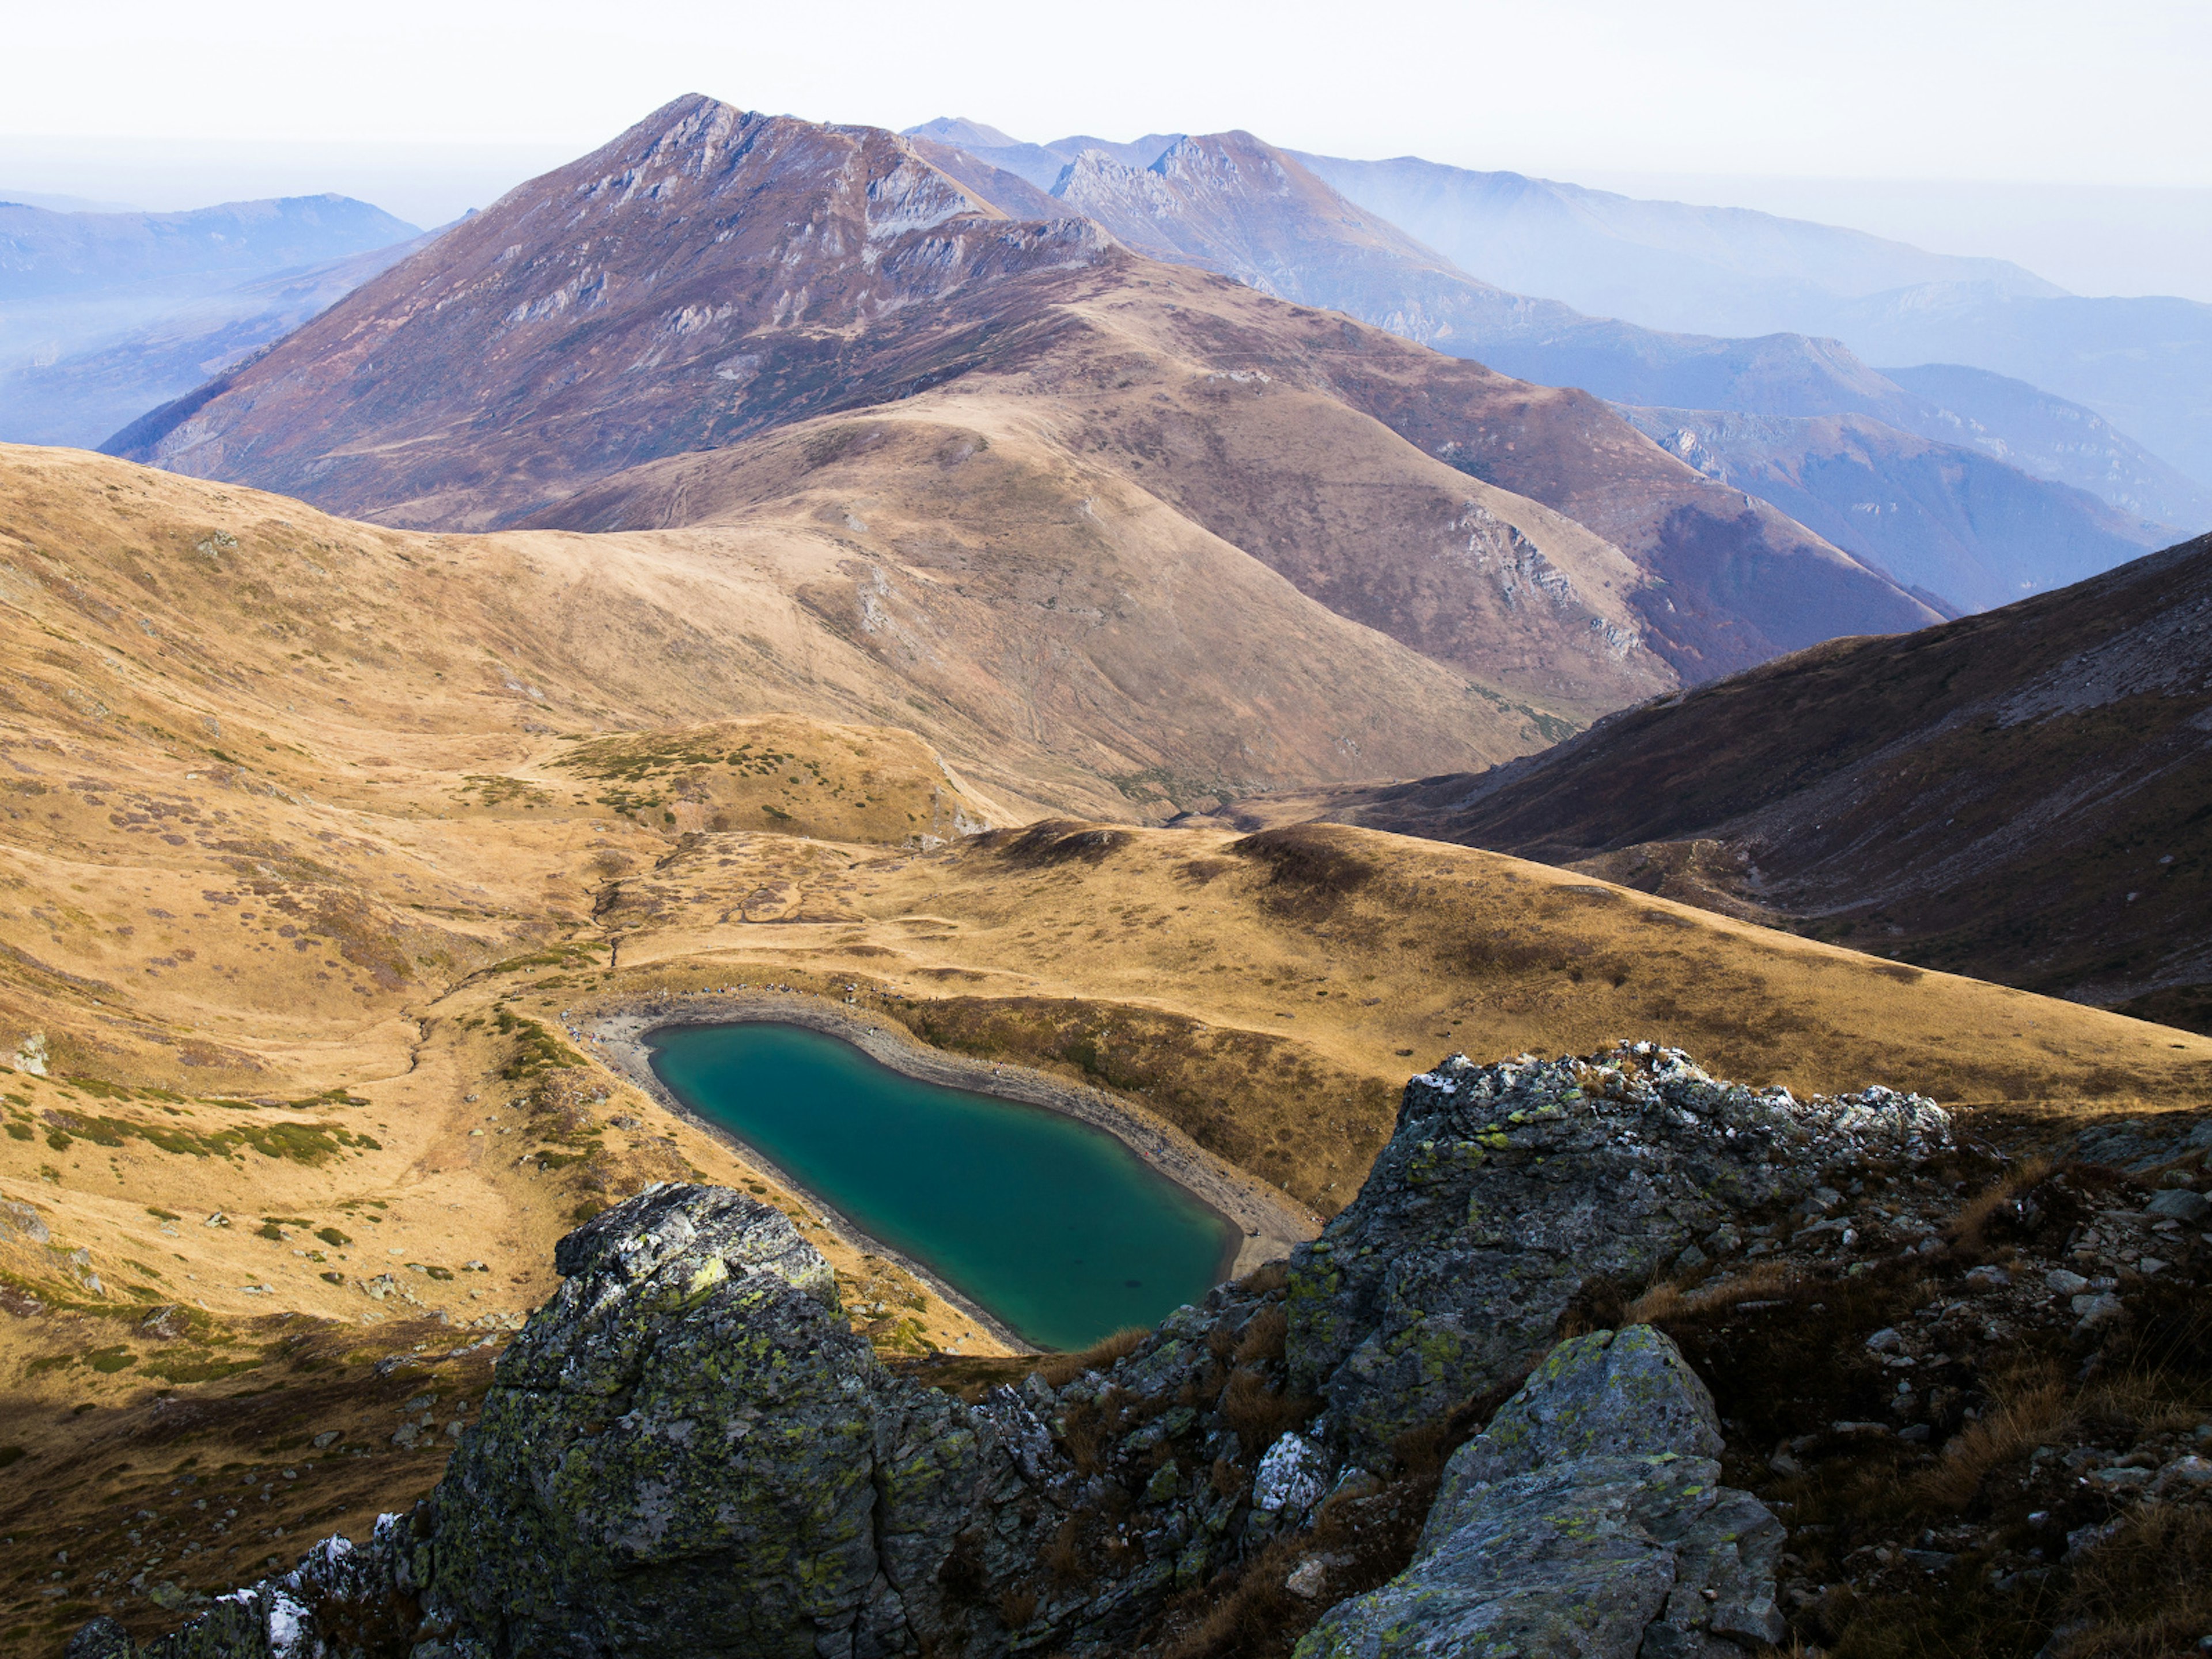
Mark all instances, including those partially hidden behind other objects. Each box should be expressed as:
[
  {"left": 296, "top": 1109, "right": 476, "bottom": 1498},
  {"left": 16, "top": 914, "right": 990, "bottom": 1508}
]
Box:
[{"left": 6, "top": 0, "right": 2209, "bottom": 295}]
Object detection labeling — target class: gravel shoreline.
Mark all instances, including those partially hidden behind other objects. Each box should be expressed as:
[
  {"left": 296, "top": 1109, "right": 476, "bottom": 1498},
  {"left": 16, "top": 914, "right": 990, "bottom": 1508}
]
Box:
[{"left": 573, "top": 988, "right": 1321, "bottom": 1354}]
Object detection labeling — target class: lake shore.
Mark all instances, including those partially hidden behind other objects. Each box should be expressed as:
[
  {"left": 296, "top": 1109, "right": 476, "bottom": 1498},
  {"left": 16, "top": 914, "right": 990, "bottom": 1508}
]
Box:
[{"left": 574, "top": 987, "right": 1321, "bottom": 1353}]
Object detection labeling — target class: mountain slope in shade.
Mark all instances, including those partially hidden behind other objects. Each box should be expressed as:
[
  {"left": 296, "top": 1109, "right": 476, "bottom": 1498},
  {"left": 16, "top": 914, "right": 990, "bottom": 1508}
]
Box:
[
  {"left": 1616, "top": 404, "right": 2172, "bottom": 614},
  {"left": 1296, "top": 532, "right": 2212, "bottom": 1013},
  {"left": 106, "top": 96, "right": 1938, "bottom": 694}
]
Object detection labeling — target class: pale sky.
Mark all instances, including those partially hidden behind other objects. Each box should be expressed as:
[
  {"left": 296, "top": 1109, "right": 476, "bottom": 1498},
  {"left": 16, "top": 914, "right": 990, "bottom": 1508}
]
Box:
[{"left": 6, "top": 0, "right": 2210, "bottom": 296}]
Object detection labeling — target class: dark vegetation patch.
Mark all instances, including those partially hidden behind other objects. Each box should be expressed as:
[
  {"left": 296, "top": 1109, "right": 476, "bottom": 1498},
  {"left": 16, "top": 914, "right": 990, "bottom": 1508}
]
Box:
[
  {"left": 1225, "top": 824, "right": 1376, "bottom": 917},
  {"left": 491, "top": 1009, "right": 584, "bottom": 1082},
  {"left": 29, "top": 1107, "right": 378, "bottom": 1165},
  {"left": 980, "top": 820, "right": 1133, "bottom": 868}
]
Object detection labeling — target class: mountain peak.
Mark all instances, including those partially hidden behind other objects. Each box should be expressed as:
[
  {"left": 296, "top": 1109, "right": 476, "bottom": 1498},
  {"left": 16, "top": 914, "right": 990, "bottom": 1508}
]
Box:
[
  {"left": 903, "top": 115, "right": 1025, "bottom": 150},
  {"left": 109, "top": 103, "right": 1116, "bottom": 523}
]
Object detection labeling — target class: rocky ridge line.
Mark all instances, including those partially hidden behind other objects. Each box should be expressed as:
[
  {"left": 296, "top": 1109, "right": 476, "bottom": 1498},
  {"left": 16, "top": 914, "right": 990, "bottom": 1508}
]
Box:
[{"left": 70, "top": 1044, "right": 1953, "bottom": 1658}]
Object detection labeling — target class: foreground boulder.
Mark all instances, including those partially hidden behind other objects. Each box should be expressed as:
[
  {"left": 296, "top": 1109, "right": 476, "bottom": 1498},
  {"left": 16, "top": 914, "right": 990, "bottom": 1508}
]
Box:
[
  {"left": 84, "top": 1044, "right": 1940, "bottom": 1657},
  {"left": 1297, "top": 1326, "right": 1785, "bottom": 1658},
  {"left": 1290, "top": 1043, "right": 1950, "bottom": 1460}
]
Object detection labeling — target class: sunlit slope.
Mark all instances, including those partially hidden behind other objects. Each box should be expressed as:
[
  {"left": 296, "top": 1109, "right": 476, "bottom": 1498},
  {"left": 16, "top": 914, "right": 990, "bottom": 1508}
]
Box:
[
  {"left": 595, "top": 819, "right": 2212, "bottom": 1212},
  {"left": 0, "top": 445, "right": 1544, "bottom": 827},
  {"left": 4, "top": 442, "right": 2206, "bottom": 1366}
]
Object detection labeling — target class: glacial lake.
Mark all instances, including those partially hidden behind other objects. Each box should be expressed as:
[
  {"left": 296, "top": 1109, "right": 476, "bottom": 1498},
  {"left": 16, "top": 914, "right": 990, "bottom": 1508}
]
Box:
[{"left": 645, "top": 1021, "right": 1237, "bottom": 1351}]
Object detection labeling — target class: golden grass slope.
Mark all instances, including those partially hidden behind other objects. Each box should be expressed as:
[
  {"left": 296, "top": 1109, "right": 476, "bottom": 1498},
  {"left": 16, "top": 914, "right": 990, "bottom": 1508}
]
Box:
[
  {"left": 536, "top": 349, "right": 1672, "bottom": 728},
  {"left": 594, "top": 819, "right": 2212, "bottom": 1215},
  {"left": 0, "top": 442, "right": 1550, "bottom": 827}
]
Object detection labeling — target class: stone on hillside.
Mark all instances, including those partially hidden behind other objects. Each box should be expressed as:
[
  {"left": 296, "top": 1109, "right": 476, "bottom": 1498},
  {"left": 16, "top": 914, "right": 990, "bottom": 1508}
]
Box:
[
  {"left": 421, "top": 1183, "right": 924, "bottom": 1657},
  {"left": 2145, "top": 1186, "right": 2210, "bottom": 1225},
  {"left": 1426, "top": 1326, "right": 1722, "bottom": 1508},
  {"left": 1296, "top": 1327, "right": 1783, "bottom": 1659},
  {"left": 1286, "top": 1044, "right": 1950, "bottom": 1461}
]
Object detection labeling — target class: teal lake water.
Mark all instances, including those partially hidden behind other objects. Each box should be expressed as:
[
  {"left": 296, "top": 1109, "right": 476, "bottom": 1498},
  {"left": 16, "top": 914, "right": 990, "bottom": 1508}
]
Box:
[{"left": 645, "top": 1022, "right": 1237, "bottom": 1351}]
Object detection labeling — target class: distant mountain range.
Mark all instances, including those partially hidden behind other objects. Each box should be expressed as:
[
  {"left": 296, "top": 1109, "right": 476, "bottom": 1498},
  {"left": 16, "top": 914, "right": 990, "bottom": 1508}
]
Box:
[
  {"left": 893, "top": 120, "right": 2212, "bottom": 616},
  {"left": 1613, "top": 406, "right": 2171, "bottom": 615},
  {"left": 1289, "top": 153, "right": 2062, "bottom": 336},
  {"left": 0, "top": 229, "right": 438, "bottom": 446},
  {"left": 1288, "top": 150, "right": 2212, "bottom": 503},
  {"left": 0, "top": 192, "right": 422, "bottom": 444},
  {"left": 106, "top": 95, "right": 1949, "bottom": 736},
  {"left": 6, "top": 104, "right": 2195, "bottom": 632}
]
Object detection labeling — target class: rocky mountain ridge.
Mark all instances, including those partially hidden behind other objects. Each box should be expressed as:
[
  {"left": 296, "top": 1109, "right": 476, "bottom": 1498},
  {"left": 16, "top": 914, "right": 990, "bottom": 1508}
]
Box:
[{"left": 912, "top": 121, "right": 2206, "bottom": 607}]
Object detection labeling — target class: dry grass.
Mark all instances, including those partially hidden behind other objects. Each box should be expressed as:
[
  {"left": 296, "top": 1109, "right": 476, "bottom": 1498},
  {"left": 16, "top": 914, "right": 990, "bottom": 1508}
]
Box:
[
  {"left": 1035, "top": 1327, "right": 1150, "bottom": 1389},
  {"left": 1945, "top": 1156, "right": 2053, "bottom": 1255},
  {"left": 1625, "top": 1260, "right": 1802, "bottom": 1325},
  {"left": 6, "top": 446, "right": 2212, "bottom": 1658},
  {"left": 995, "top": 1585, "right": 1040, "bottom": 1630},
  {"left": 1234, "top": 1304, "right": 1289, "bottom": 1365},
  {"left": 1218, "top": 1366, "right": 1320, "bottom": 1458},
  {"left": 1914, "top": 1367, "right": 2069, "bottom": 1509},
  {"left": 2061, "top": 1505, "right": 2212, "bottom": 1658}
]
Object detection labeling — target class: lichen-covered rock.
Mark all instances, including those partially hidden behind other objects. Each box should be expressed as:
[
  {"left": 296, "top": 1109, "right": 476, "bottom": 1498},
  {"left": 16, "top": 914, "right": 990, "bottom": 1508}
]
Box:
[
  {"left": 1433, "top": 1325, "right": 1722, "bottom": 1500},
  {"left": 1296, "top": 1329, "right": 1784, "bottom": 1659},
  {"left": 1287, "top": 1044, "right": 1949, "bottom": 1461},
  {"left": 421, "top": 1183, "right": 937, "bottom": 1656},
  {"left": 88, "top": 1519, "right": 423, "bottom": 1659}
]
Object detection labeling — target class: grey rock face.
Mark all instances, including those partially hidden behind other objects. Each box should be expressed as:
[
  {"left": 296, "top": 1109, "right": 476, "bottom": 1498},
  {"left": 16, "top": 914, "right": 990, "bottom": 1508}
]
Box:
[
  {"left": 1286, "top": 1044, "right": 1950, "bottom": 1461},
  {"left": 423, "top": 1184, "right": 898, "bottom": 1657},
  {"left": 1296, "top": 1328, "right": 1784, "bottom": 1659},
  {"left": 2145, "top": 1186, "right": 2210, "bottom": 1226}
]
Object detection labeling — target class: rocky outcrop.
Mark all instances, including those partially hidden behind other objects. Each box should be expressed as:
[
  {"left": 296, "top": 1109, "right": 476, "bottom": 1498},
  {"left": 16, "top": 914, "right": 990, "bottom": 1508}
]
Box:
[
  {"left": 1289, "top": 1043, "right": 1950, "bottom": 1461},
  {"left": 88, "top": 1044, "right": 1950, "bottom": 1658},
  {"left": 1297, "top": 1326, "right": 1785, "bottom": 1658}
]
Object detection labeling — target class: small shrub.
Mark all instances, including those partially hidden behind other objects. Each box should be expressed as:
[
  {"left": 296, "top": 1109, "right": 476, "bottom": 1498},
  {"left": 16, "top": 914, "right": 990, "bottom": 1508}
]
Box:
[
  {"left": 1036, "top": 1326, "right": 1149, "bottom": 1389},
  {"left": 1218, "top": 1367, "right": 1319, "bottom": 1457}
]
